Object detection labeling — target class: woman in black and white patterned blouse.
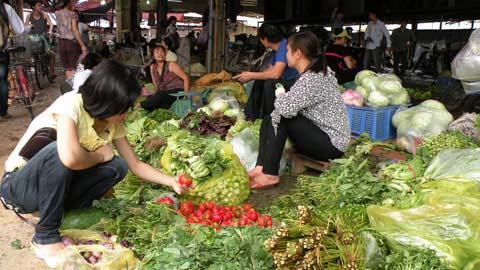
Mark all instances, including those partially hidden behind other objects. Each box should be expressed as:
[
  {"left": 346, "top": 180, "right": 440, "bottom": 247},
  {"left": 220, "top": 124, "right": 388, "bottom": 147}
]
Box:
[{"left": 249, "top": 31, "right": 351, "bottom": 189}]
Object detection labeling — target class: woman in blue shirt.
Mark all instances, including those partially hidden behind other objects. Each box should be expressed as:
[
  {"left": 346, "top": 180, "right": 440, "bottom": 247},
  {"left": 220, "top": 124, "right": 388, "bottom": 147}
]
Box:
[{"left": 233, "top": 24, "right": 297, "bottom": 119}]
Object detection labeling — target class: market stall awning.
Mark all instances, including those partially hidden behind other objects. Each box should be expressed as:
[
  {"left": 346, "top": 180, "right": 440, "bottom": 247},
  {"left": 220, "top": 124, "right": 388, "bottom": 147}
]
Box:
[{"left": 77, "top": 1, "right": 115, "bottom": 23}]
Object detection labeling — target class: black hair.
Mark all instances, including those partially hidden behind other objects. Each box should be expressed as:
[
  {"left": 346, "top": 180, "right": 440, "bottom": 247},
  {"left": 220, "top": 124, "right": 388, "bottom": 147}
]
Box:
[
  {"left": 336, "top": 9, "right": 344, "bottom": 16},
  {"left": 333, "top": 27, "right": 344, "bottom": 36},
  {"left": 61, "top": 0, "right": 71, "bottom": 8},
  {"left": 162, "top": 36, "right": 174, "bottom": 50},
  {"left": 77, "top": 12, "right": 86, "bottom": 23},
  {"left": 168, "top": 16, "right": 177, "bottom": 23},
  {"left": 288, "top": 31, "right": 327, "bottom": 74},
  {"left": 368, "top": 9, "right": 377, "bottom": 16},
  {"left": 79, "top": 60, "right": 141, "bottom": 119},
  {"left": 30, "top": 0, "right": 42, "bottom": 7},
  {"left": 258, "top": 23, "right": 284, "bottom": 43},
  {"left": 81, "top": 53, "right": 102, "bottom": 70}
]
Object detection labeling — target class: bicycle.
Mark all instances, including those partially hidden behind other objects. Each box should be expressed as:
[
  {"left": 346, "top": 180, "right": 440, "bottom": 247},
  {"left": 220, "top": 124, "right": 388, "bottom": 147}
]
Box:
[
  {"left": 6, "top": 35, "right": 36, "bottom": 119},
  {"left": 29, "top": 34, "right": 54, "bottom": 89}
]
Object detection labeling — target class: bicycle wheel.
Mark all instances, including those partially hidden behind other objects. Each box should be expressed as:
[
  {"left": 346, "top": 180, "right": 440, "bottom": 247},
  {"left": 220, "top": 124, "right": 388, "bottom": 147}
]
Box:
[
  {"left": 16, "top": 65, "right": 35, "bottom": 100},
  {"left": 34, "top": 55, "right": 44, "bottom": 89},
  {"left": 44, "top": 54, "right": 54, "bottom": 84},
  {"left": 14, "top": 69, "right": 34, "bottom": 119}
]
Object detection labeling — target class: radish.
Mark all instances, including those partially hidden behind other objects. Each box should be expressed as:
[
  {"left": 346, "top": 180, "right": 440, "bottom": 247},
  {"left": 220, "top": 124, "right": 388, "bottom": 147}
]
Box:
[
  {"left": 92, "top": 251, "right": 102, "bottom": 258},
  {"left": 61, "top": 236, "right": 76, "bottom": 247},
  {"left": 88, "top": 255, "right": 98, "bottom": 264},
  {"left": 101, "top": 242, "right": 114, "bottom": 250}
]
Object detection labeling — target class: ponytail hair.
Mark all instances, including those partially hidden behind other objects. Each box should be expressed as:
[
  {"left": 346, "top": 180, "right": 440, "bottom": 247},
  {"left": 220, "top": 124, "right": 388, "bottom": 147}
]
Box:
[{"left": 288, "top": 31, "right": 327, "bottom": 75}]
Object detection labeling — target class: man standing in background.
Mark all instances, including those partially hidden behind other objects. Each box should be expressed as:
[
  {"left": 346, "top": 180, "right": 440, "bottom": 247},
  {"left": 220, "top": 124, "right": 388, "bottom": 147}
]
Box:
[
  {"left": 364, "top": 10, "right": 391, "bottom": 72},
  {"left": 391, "top": 19, "right": 416, "bottom": 78}
]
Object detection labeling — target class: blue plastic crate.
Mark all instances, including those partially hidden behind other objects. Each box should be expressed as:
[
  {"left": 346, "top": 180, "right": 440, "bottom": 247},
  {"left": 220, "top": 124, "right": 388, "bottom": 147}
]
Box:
[{"left": 346, "top": 105, "right": 400, "bottom": 141}]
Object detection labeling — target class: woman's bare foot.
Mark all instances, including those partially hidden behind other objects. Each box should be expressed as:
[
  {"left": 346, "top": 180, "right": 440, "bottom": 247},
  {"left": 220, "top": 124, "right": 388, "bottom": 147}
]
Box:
[
  {"left": 31, "top": 241, "right": 64, "bottom": 268},
  {"left": 250, "top": 173, "right": 279, "bottom": 189},
  {"left": 248, "top": 165, "right": 263, "bottom": 178}
]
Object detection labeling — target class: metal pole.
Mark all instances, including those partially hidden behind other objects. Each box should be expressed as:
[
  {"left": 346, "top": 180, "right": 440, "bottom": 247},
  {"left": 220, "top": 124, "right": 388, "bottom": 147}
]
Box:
[{"left": 206, "top": 0, "right": 214, "bottom": 72}]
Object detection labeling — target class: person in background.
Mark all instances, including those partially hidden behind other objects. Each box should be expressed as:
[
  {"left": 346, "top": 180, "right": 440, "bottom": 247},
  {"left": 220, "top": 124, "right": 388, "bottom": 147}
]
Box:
[
  {"left": 25, "top": 0, "right": 56, "bottom": 80},
  {"left": 165, "top": 16, "right": 178, "bottom": 37},
  {"left": 72, "top": 52, "right": 102, "bottom": 92},
  {"left": 391, "top": 19, "right": 416, "bottom": 78},
  {"left": 233, "top": 23, "right": 298, "bottom": 120},
  {"left": 55, "top": 0, "right": 87, "bottom": 79},
  {"left": 325, "top": 28, "right": 358, "bottom": 84},
  {"left": 77, "top": 12, "right": 103, "bottom": 50},
  {"left": 248, "top": 31, "right": 350, "bottom": 189},
  {"left": 330, "top": 7, "right": 344, "bottom": 34},
  {"left": 161, "top": 36, "right": 178, "bottom": 62},
  {"left": 363, "top": 10, "right": 391, "bottom": 72},
  {"left": 0, "top": 60, "right": 186, "bottom": 268},
  {"left": 0, "top": 0, "right": 28, "bottom": 120},
  {"left": 140, "top": 45, "right": 189, "bottom": 111}
]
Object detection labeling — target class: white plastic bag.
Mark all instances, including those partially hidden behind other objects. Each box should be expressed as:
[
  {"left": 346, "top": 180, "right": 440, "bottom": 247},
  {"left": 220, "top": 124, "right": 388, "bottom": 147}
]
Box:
[
  {"left": 452, "top": 29, "right": 480, "bottom": 81},
  {"left": 229, "top": 128, "right": 259, "bottom": 172}
]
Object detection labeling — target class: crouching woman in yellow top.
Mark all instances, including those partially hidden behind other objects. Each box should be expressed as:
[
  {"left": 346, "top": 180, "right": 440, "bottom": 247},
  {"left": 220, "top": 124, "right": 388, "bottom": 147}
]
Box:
[{"left": 0, "top": 60, "right": 185, "bottom": 268}]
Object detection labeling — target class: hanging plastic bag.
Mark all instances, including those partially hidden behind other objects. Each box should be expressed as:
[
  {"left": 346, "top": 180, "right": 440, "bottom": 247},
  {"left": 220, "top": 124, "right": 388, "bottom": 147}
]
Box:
[
  {"left": 57, "top": 230, "right": 139, "bottom": 270},
  {"left": 452, "top": 29, "right": 480, "bottom": 81},
  {"left": 368, "top": 183, "right": 480, "bottom": 270},
  {"left": 341, "top": 89, "right": 364, "bottom": 107}
]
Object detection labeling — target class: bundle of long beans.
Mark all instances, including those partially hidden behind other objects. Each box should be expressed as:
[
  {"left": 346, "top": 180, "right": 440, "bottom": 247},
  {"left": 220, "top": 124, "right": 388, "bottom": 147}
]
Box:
[{"left": 265, "top": 206, "right": 365, "bottom": 270}]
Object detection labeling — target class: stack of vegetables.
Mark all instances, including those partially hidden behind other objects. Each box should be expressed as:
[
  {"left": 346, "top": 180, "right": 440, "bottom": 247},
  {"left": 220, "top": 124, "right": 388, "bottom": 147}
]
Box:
[
  {"left": 354, "top": 70, "right": 410, "bottom": 107},
  {"left": 393, "top": 100, "right": 454, "bottom": 153},
  {"left": 161, "top": 130, "right": 250, "bottom": 205},
  {"left": 179, "top": 110, "right": 236, "bottom": 139}
]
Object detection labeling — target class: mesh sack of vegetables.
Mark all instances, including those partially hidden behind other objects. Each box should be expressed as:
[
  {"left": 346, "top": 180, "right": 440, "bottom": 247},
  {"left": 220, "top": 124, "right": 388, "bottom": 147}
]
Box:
[
  {"left": 367, "top": 183, "right": 480, "bottom": 270},
  {"left": 57, "top": 230, "right": 140, "bottom": 270},
  {"left": 161, "top": 131, "right": 250, "bottom": 205}
]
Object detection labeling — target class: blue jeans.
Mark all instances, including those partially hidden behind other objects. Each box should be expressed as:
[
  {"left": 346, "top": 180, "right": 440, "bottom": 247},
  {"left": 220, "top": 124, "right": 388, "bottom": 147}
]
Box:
[
  {"left": 0, "top": 52, "right": 9, "bottom": 116},
  {"left": 0, "top": 142, "right": 128, "bottom": 244}
]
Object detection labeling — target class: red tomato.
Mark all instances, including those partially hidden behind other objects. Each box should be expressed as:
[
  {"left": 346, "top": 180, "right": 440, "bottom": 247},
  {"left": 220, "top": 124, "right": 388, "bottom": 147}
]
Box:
[
  {"left": 229, "top": 206, "right": 241, "bottom": 218},
  {"left": 156, "top": 196, "right": 174, "bottom": 205},
  {"left": 178, "top": 174, "right": 192, "bottom": 187},
  {"left": 237, "top": 218, "right": 248, "bottom": 226},
  {"left": 210, "top": 212, "right": 223, "bottom": 223},
  {"left": 198, "top": 202, "right": 208, "bottom": 212},
  {"left": 194, "top": 209, "right": 204, "bottom": 218},
  {"left": 243, "top": 203, "right": 253, "bottom": 211},
  {"left": 263, "top": 215, "right": 273, "bottom": 227},
  {"left": 205, "top": 201, "right": 215, "bottom": 210},
  {"left": 256, "top": 216, "right": 266, "bottom": 227},
  {"left": 179, "top": 201, "right": 195, "bottom": 216},
  {"left": 246, "top": 210, "right": 259, "bottom": 221},
  {"left": 221, "top": 220, "right": 233, "bottom": 227}
]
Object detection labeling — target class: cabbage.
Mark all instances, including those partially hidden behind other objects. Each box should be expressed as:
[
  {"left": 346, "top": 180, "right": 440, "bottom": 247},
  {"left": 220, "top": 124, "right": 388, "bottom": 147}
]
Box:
[
  {"left": 378, "top": 80, "right": 403, "bottom": 94},
  {"left": 392, "top": 109, "right": 413, "bottom": 127},
  {"left": 361, "top": 76, "right": 378, "bottom": 92},
  {"left": 378, "top": 74, "right": 402, "bottom": 83},
  {"left": 355, "top": 85, "right": 370, "bottom": 98},
  {"left": 431, "top": 109, "right": 454, "bottom": 127},
  {"left": 411, "top": 111, "right": 433, "bottom": 130},
  {"left": 199, "top": 106, "right": 213, "bottom": 116},
  {"left": 389, "top": 89, "right": 410, "bottom": 105},
  {"left": 224, "top": 108, "right": 245, "bottom": 120},
  {"left": 354, "top": 70, "right": 376, "bottom": 85},
  {"left": 420, "top": 99, "right": 446, "bottom": 111},
  {"left": 208, "top": 99, "right": 230, "bottom": 113},
  {"left": 367, "top": 91, "right": 389, "bottom": 107}
]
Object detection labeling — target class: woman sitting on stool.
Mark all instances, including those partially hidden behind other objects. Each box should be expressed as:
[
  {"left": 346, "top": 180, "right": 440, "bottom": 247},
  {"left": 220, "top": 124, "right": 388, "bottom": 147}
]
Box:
[
  {"left": 249, "top": 31, "right": 351, "bottom": 189},
  {"left": 141, "top": 44, "right": 189, "bottom": 111}
]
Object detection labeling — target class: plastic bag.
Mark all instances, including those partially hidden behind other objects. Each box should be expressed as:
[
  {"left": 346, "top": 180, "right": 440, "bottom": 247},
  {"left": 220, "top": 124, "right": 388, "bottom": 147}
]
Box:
[
  {"left": 229, "top": 128, "right": 259, "bottom": 172},
  {"left": 448, "top": 113, "right": 479, "bottom": 139},
  {"left": 341, "top": 89, "right": 364, "bottom": 107},
  {"left": 423, "top": 148, "right": 480, "bottom": 184},
  {"left": 179, "top": 141, "right": 250, "bottom": 205},
  {"left": 208, "top": 93, "right": 240, "bottom": 111},
  {"left": 452, "top": 29, "right": 480, "bottom": 81},
  {"left": 392, "top": 100, "right": 453, "bottom": 154},
  {"left": 367, "top": 183, "right": 480, "bottom": 270},
  {"left": 57, "top": 230, "right": 139, "bottom": 270}
]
